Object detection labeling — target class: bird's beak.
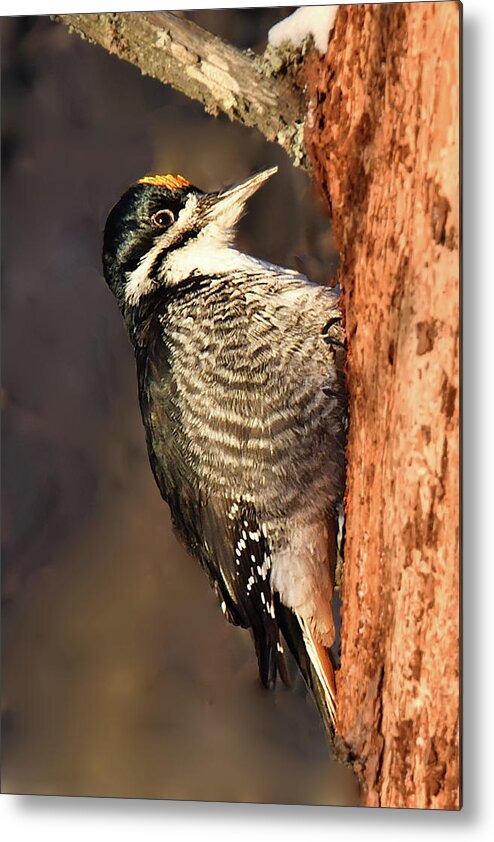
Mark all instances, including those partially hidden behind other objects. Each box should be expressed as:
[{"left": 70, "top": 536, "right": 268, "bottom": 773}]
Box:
[
  {"left": 206, "top": 166, "right": 278, "bottom": 231},
  {"left": 220, "top": 166, "right": 278, "bottom": 203}
]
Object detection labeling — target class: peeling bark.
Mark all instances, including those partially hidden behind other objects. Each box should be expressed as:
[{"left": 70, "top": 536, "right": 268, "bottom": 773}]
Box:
[{"left": 305, "top": 2, "right": 460, "bottom": 810}]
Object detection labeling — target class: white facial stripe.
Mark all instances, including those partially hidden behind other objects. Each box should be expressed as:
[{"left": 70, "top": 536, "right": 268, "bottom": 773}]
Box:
[
  {"left": 205, "top": 192, "right": 245, "bottom": 237},
  {"left": 124, "top": 194, "right": 200, "bottom": 306},
  {"left": 164, "top": 186, "right": 264, "bottom": 280},
  {"left": 125, "top": 236, "right": 166, "bottom": 306},
  {"left": 123, "top": 189, "right": 274, "bottom": 306}
]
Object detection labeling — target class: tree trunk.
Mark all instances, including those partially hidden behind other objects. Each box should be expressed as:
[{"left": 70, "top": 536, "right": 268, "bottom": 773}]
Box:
[{"left": 305, "top": 2, "right": 460, "bottom": 809}]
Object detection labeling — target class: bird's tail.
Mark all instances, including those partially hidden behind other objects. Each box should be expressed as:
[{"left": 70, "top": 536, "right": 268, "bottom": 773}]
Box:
[
  {"left": 299, "top": 617, "right": 337, "bottom": 731},
  {"left": 276, "top": 599, "right": 337, "bottom": 737}
]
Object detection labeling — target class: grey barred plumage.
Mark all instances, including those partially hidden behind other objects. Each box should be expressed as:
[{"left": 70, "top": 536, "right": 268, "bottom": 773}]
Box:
[{"left": 102, "top": 167, "right": 347, "bottom": 736}]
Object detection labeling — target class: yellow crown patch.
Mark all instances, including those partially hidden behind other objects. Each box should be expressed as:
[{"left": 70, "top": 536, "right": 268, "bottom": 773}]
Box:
[{"left": 137, "top": 174, "right": 191, "bottom": 189}]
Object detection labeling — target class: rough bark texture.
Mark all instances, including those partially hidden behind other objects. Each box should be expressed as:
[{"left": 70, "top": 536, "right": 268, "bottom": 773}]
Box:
[
  {"left": 55, "top": 11, "right": 308, "bottom": 165},
  {"left": 305, "top": 2, "right": 460, "bottom": 810}
]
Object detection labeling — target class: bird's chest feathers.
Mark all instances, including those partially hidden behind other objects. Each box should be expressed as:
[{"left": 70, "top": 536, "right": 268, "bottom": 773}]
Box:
[
  {"left": 139, "top": 278, "right": 343, "bottom": 523},
  {"left": 165, "top": 293, "right": 276, "bottom": 419},
  {"left": 163, "top": 286, "right": 300, "bottom": 410}
]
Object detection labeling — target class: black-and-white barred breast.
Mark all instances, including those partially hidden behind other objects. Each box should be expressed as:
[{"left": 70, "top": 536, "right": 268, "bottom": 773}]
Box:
[{"left": 157, "top": 269, "right": 345, "bottom": 530}]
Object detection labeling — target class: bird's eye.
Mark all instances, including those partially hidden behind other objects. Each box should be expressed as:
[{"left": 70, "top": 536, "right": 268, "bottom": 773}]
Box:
[{"left": 152, "top": 209, "right": 175, "bottom": 229}]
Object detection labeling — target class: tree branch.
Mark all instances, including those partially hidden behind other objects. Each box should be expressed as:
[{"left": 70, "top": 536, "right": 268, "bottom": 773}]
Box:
[{"left": 54, "top": 11, "right": 308, "bottom": 166}]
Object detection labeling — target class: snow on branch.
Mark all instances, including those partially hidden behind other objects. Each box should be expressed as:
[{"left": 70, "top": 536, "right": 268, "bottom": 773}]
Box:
[
  {"left": 55, "top": 10, "right": 309, "bottom": 166},
  {"left": 268, "top": 6, "right": 338, "bottom": 54}
]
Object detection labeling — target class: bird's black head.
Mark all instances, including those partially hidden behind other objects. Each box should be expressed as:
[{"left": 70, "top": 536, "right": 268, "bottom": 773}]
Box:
[
  {"left": 103, "top": 174, "right": 199, "bottom": 304},
  {"left": 102, "top": 168, "right": 278, "bottom": 328}
]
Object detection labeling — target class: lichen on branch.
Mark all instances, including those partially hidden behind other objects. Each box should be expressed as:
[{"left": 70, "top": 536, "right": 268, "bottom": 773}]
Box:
[{"left": 55, "top": 10, "right": 310, "bottom": 167}]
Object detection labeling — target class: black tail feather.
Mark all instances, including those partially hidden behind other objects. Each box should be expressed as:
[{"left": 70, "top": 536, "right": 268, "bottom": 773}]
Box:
[{"left": 251, "top": 624, "right": 291, "bottom": 689}]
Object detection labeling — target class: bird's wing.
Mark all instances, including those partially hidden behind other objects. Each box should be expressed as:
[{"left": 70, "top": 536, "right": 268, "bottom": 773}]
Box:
[{"left": 198, "top": 496, "right": 290, "bottom": 687}]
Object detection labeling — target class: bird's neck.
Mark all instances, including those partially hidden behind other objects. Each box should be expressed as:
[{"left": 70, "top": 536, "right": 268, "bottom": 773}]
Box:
[{"left": 164, "top": 239, "right": 267, "bottom": 286}]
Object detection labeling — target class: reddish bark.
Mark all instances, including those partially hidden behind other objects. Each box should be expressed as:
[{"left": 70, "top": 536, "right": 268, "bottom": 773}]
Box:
[{"left": 305, "top": 2, "right": 460, "bottom": 809}]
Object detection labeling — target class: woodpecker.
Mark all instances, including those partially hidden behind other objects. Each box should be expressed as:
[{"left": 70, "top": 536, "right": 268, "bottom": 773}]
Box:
[{"left": 102, "top": 167, "right": 347, "bottom": 735}]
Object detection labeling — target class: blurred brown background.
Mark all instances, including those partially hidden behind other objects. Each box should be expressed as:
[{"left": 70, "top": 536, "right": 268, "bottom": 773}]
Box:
[{"left": 1, "top": 10, "right": 357, "bottom": 805}]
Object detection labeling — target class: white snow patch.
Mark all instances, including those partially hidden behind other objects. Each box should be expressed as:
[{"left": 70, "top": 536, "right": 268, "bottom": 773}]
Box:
[{"left": 268, "top": 6, "right": 338, "bottom": 55}]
